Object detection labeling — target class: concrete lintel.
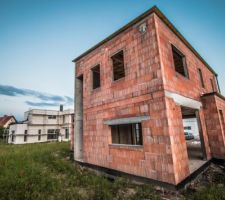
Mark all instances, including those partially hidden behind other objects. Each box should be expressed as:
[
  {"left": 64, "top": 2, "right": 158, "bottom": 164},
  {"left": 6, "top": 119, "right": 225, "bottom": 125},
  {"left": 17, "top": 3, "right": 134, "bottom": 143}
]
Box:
[
  {"left": 104, "top": 116, "right": 150, "bottom": 125},
  {"left": 165, "top": 91, "right": 202, "bottom": 110}
]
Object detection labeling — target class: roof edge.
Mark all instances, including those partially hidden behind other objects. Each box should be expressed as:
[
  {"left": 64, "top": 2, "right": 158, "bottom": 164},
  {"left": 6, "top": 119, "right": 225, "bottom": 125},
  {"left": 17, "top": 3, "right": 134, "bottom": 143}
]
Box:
[
  {"left": 202, "top": 92, "right": 225, "bottom": 101},
  {"left": 72, "top": 6, "right": 217, "bottom": 76}
]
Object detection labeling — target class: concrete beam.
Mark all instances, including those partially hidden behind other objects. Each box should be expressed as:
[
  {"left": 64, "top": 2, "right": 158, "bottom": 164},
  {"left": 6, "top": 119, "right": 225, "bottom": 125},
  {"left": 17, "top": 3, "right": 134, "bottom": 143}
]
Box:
[
  {"left": 165, "top": 91, "right": 202, "bottom": 110},
  {"left": 104, "top": 116, "right": 150, "bottom": 125}
]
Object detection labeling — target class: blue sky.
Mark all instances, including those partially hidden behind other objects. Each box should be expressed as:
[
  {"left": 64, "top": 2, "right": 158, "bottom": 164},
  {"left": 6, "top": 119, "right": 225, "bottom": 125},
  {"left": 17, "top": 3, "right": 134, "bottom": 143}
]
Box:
[{"left": 0, "top": 0, "right": 225, "bottom": 120}]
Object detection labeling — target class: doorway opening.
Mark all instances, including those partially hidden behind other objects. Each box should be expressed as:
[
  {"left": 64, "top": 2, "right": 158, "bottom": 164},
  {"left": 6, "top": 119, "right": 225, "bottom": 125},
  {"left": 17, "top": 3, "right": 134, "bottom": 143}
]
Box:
[{"left": 181, "top": 106, "right": 207, "bottom": 173}]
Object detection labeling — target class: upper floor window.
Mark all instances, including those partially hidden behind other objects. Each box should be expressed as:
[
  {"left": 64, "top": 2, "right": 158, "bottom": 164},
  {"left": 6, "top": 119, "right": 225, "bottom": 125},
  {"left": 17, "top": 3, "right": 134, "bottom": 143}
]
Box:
[
  {"left": 219, "top": 110, "right": 225, "bottom": 134},
  {"left": 210, "top": 78, "right": 215, "bottom": 92},
  {"left": 172, "top": 45, "right": 188, "bottom": 78},
  {"left": 92, "top": 64, "right": 101, "bottom": 89},
  {"left": 48, "top": 115, "right": 56, "bottom": 119},
  {"left": 198, "top": 68, "right": 205, "bottom": 88},
  {"left": 112, "top": 50, "right": 125, "bottom": 81}
]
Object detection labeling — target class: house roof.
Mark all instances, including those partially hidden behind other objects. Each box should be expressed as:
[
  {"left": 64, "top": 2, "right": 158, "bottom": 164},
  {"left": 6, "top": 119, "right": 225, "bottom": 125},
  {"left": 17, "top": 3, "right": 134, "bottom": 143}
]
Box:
[
  {"left": 72, "top": 6, "right": 217, "bottom": 76},
  {"left": 0, "top": 115, "right": 16, "bottom": 127}
]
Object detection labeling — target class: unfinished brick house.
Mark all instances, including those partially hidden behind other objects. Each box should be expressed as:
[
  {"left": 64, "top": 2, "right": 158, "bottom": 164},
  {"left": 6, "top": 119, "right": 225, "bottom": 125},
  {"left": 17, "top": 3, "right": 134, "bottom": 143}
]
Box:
[{"left": 73, "top": 6, "right": 225, "bottom": 188}]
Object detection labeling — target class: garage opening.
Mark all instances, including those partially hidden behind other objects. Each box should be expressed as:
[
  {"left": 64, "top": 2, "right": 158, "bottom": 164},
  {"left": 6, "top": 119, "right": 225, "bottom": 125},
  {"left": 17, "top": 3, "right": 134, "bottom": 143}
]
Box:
[{"left": 181, "top": 106, "right": 207, "bottom": 173}]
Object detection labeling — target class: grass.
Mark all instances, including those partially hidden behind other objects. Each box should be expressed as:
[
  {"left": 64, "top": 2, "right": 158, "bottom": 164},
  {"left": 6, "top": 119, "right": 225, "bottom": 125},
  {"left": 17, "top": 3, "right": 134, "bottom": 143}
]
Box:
[
  {"left": 0, "top": 142, "right": 224, "bottom": 200},
  {"left": 0, "top": 142, "right": 160, "bottom": 200}
]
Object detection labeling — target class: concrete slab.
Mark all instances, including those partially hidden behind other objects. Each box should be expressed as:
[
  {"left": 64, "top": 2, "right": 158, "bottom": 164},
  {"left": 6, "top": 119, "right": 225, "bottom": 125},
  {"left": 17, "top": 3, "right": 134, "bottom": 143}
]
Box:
[{"left": 186, "top": 140, "right": 207, "bottom": 173}]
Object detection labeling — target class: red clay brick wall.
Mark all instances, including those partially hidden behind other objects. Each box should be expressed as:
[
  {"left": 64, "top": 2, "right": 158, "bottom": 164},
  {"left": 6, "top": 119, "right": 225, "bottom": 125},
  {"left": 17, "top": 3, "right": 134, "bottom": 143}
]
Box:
[
  {"left": 198, "top": 108, "right": 212, "bottom": 159},
  {"left": 164, "top": 96, "right": 189, "bottom": 183},
  {"left": 155, "top": 14, "right": 216, "bottom": 158},
  {"left": 75, "top": 14, "right": 177, "bottom": 184},
  {"left": 202, "top": 95, "right": 225, "bottom": 159},
  {"left": 154, "top": 15, "right": 218, "bottom": 99}
]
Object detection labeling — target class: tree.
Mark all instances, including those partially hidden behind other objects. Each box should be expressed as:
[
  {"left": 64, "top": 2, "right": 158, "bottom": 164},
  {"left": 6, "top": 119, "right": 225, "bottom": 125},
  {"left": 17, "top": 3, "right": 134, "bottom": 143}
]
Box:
[{"left": 0, "top": 127, "right": 6, "bottom": 140}]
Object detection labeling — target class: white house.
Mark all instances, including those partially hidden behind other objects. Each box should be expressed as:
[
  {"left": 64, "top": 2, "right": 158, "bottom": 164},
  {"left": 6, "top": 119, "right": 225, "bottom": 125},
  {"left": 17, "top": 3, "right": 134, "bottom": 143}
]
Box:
[
  {"left": 8, "top": 107, "right": 74, "bottom": 144},
  {"left": 183, "top": 118, "right": 200, "bottom": 140}
]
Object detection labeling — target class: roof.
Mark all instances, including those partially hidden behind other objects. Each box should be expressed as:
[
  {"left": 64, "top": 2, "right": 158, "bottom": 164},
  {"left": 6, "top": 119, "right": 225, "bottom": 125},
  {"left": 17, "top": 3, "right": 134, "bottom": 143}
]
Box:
[
  {"left": 0, "top": 115, "right": 16, "bottom": 127},
  {"left": 72, "top": 6, "right": 217, "bottom": 76},
  {"left": 25, "top": 108, "right": 74, "bottom": 115}
]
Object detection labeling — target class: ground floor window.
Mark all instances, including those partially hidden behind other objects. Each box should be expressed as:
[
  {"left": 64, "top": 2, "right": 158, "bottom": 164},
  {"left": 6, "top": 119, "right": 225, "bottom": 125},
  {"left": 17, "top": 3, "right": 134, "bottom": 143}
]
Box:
[
  {"left": 38, "top": 130, "right": 41, "bottom": 141},
  {"left": 47, "top": 129, "right": 59, "bottom": 140},
  {"left": 111, "top": 123, "right": 143, "bottom": 145},
  {"left": 184, "top": 126, "right": 191, "bottom": 130},
  {"left": 65, "top": 129, "right": 69, "bottom": 139},
  {"left": 11, "top": 131, "right": 15, "bottom": 142},
  {"left": 24, "top": 130, "right": 27, "bottom": 142}
]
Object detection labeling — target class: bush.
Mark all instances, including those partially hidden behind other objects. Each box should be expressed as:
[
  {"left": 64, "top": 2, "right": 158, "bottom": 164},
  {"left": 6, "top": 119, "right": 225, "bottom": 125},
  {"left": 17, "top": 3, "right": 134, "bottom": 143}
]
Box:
[{"left": 0, "top": 127, "right": 4, "bottom": 138}]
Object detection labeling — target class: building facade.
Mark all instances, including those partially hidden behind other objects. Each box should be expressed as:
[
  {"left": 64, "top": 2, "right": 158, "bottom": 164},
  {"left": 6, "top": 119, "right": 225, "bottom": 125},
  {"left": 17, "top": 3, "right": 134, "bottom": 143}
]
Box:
[
  {"left": 73, "top": 6, "right": 225, "bottom": 187},
  {"left": 183, "top": 118, "right": 200, "bottom": 140},
  {"left": 8, "top": 108, "right": 74, "bottom": 144}
]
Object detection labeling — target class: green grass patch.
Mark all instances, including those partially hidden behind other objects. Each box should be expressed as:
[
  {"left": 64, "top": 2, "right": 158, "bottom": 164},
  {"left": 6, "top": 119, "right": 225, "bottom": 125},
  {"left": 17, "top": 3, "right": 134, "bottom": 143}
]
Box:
[
  {"left": 0, "top": 142, "right": 225, "bottom": 200},
  {"left": 0, "top": 142, "right": 160, "bottom": 200}
]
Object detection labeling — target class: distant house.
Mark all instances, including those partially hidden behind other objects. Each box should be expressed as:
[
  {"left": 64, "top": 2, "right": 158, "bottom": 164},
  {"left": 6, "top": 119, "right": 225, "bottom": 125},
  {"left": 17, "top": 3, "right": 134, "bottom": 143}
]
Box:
[
  {"left": 8, "top": 106, "right": 74, "bottom": 144},
  {"left": 0, "top": 115, "right": 16, "bottom": 129},
  {"left": 183, "top": 118, "right": 200, "bottom": 140}
]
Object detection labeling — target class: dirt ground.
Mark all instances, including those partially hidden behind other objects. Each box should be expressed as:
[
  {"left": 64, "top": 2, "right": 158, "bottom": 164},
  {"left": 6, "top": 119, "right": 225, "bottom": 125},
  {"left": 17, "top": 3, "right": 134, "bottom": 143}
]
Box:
[{"left": 154, "top": 162, "right": 225, "bottom": 200}]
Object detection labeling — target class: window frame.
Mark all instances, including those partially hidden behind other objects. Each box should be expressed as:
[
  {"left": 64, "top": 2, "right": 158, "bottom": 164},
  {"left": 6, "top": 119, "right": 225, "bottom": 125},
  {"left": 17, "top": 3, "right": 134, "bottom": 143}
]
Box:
[
  {"left": 198, "top": 68, "right": 205, "bottom": 88},
  {"left": 47, "top": 129, "right": 59, "bottom": 140},
  {"left": 11, "top": 131, "right": 15, "bottom": 142},
  {"left": 38, "top": 129, "right": 41, "bottom": 141},
  {"left": 111, "top": 50, "right": 125, "bottom": 81},
  {"left": 210, "top": 78, "right": 215, "bottom": 92},
  {"left": 24, "top": 130, "right": 28, "bottom": 142},
  {"left": 219, "top": 110, "right": 225, "bottom": 135},
  {"left": 171, "top": 45, "right": 189, "bottom": 78},
  {"left": 65, "top": 128, "right": 69, "bottom": 139},
  {"left": 48, "top": 115, "right": 56, "bottom": 119},
  {"left": 91, "top": 64, "right": 101, "bottom": 90},
  {"left": 111, "top": 123, "right": 143, "bottom": 146}
]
